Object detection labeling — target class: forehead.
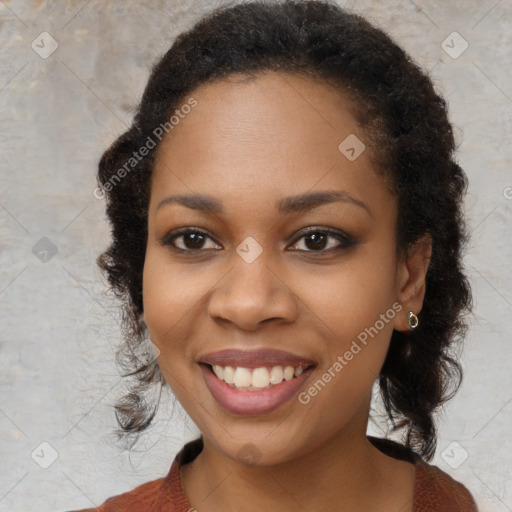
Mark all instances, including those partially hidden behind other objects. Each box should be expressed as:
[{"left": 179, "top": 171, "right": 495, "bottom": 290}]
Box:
[{"left": 150, "top": 71, "right": 392, "bottom": 218}]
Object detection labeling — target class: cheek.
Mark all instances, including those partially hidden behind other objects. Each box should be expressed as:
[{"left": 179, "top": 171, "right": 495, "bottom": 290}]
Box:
[
  {"left": 301, "top": 245, "right": 398, "bottom": 399},
  {"left": 142, "top": 252, "right": 208, "bottom": 353},
  {"left": 297, "top": 245, "right": 398, "bottom": 337},
  {"left": 142, "top": 253, "right": 208, "bottom": 400}
]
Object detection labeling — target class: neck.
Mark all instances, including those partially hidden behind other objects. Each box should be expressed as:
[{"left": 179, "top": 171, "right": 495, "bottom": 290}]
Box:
[{"left": 180, "top": 397, "right": 415, "bottom": 511}]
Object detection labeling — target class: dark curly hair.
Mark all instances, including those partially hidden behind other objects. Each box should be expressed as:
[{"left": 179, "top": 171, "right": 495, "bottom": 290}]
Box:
[{"left": 96, "top": 0, "right": 472, "bottom": 461}]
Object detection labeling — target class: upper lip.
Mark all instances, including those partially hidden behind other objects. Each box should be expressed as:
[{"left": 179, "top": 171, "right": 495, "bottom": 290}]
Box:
[{"left": 199, "top": 348, "right": 316, "bottom": 369}]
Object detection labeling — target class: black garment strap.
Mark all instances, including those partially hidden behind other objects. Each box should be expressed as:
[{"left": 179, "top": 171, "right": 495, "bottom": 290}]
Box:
[
  {"left": 175, "top": 435, "right": 421, "bottom": 467},
  {"left": 367, "top": 435, "right": 422, "bottom": 464},
  {"left": 176, "top": 436, "right": 204, "bottom": 467}
]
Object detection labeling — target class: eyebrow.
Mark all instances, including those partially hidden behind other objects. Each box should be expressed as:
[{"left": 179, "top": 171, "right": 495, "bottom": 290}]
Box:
[{"left": 156, "top": 190, "right": 372, "bottom": 217}]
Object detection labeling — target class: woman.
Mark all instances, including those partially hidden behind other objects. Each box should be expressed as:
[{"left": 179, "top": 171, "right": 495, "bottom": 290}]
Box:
[{"left": 72, "top": 0, "right": 477, "bottom": 510}]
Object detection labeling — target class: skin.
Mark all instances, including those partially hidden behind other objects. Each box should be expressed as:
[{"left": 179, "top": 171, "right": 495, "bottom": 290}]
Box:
[{"left": 142, "top": 70, "right": 432, "bottom": 512}]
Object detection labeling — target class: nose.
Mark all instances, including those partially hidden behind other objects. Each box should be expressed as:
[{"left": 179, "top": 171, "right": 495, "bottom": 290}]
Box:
[{"left": 207, "top": 252, "right": 298, "bottom": 331}]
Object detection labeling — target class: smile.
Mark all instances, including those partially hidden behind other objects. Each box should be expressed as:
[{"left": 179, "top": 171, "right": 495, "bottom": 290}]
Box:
[
  {"left": 199, "top": 349, "right": 316, "bottom": 415},
  {"left": 211, "top": 364, "right": 306, "bottom": 390}
]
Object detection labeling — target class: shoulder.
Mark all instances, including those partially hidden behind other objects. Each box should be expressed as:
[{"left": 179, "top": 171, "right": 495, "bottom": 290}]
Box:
[
  {"left": 65, "top": 475, "right": 167, "bottom": 512},
  {"left": 367, "top": 436, "right": 478, "bottom": 511},
  {"left": 414, "top": 460, "right": 479, "bottom": 511},
  {"left": 65, "top": 439, "right": 201, "bottom": 512}
]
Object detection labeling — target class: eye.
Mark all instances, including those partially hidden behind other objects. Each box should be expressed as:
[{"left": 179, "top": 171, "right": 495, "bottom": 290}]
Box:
[
  {"left": 288, "top": 227, "right": 356, "bottom": 252},
  {"left": 159, "top": 228, "right": 221, "bottom": 251},
  {"left": 159, "top": 226, "right": 356, "bottom": 254}
]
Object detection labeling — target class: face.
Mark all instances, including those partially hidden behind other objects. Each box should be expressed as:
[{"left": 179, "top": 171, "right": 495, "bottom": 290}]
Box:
[{"left": 143, "top": 71, "right": 406, "bottom": 466}]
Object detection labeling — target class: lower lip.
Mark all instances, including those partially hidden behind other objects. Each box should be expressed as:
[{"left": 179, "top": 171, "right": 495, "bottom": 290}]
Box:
[{"left": 200, "top": 364, "right": 314, "bottom": 416}]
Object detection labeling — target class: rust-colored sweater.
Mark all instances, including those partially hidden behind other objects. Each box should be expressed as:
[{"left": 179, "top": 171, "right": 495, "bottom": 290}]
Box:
[{"left": 70, "top": 436, "right": 478, "bottom": 511}]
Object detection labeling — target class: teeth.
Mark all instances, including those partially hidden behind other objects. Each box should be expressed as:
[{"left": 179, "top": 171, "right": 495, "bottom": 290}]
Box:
[
  {"left": 283, "top": 366, "right": 295, "bottom": 381},
  {"left": 211, "top": 364, "right": 307, "bottom": 390},
  {"left": 213, "top": 365, "right": 224, "bottom": 380},
  {"left": 251, "top": 367, "right": 270, "bottom": 388},
  {"left": 223, "top": 366, "right": 235, "bottom": 384},
  {"left": 269, "top": 366, "right": 284, "bottom": 385},
  {"left": 233, "top": 367, "right": 252, "bottom": 388}
]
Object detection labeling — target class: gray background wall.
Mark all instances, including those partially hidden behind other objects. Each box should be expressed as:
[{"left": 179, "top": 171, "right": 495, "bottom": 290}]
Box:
[{"left": 0, "top": 1, "right": 511, "bottom": 510}]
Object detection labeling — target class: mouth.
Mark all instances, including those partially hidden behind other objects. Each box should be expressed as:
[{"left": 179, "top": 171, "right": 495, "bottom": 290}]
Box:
[
  {"left": 205, "top": 363, "right": 313, "bottom": 390},
  {"left": 198, "top": 349, "right": 316, "bottom": 415}
]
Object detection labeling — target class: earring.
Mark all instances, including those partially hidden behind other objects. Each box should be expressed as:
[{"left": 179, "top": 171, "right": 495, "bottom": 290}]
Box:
[{"left": 408, "top": 311, "right": 419, "bottom": 330}]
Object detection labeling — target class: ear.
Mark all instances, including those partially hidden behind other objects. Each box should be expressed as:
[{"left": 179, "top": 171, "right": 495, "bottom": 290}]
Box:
[{"left": 393, "top": 233, "right": 432, "bottom": 332}]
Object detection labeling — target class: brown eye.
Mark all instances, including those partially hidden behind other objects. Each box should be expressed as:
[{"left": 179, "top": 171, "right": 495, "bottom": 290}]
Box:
[
  {"left": 303, "top": 232, "right": 329, "bottom": 251},
  {"left": 289, "top": 228, "right": 356, "bottom": 252},
  {"left": 160, "top": 229, "right": 221, "bottom": 251}
]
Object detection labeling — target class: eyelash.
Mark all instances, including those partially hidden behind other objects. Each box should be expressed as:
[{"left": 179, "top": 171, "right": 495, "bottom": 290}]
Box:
[{"left": 159, "top": 226, "right": 357, "bottom": 254}]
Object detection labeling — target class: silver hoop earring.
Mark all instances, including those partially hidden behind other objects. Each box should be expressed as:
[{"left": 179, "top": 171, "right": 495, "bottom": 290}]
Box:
[{"left": 408, "top": 311, "right": 419, "bottom": 330}]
